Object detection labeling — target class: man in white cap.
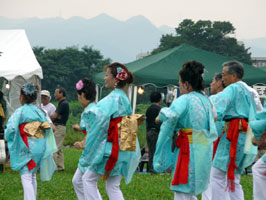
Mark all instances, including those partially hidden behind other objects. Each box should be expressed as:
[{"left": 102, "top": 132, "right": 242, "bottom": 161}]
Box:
[{"left": 41, "top": 90, "right": 56, "bottom": 117}]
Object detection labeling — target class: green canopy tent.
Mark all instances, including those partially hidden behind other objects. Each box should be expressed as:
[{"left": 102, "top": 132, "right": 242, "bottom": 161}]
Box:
[
  {"left": 93, "top": 44, "right": 266, "bottom": 86},
  {"left": 259, "top": 66, "right": 266, "bottom": 73},
  {"left": 93, "top": 44, "right": 266, "bottom": 112}
]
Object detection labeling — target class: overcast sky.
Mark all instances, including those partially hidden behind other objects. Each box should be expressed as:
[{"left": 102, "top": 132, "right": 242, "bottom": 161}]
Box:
[{"left": 1, "top": 0, "right": 265, "bottom": 39}]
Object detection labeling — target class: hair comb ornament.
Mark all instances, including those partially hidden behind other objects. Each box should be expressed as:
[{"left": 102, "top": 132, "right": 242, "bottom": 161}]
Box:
[
  {"left": 22, "top": 82, "right": 36, "bottom": 96},
  {"left": 116, "top": 68, "right": 128, "bottom": 81}
]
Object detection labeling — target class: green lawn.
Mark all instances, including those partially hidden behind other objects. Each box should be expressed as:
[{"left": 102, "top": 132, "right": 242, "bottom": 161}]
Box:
[{"left": 0, "top": 148, "right": 253, "bottom": 200}]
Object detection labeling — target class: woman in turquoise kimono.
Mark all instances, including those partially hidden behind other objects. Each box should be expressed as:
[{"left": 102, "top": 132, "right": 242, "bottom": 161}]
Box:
[
  {"left": 5, "top": 82, "right": 57, "bottom": 200},
  {"left": 79, "top": 62, "right": 140, "bottom": 200},
  {"left": 249, "top": 111, "right": 266, "bottom": 200},
  {"left": 71, "top": 77, "right": 97, "bottom": 199},
  {"left": 154, "top": 61, "right": 217, "bottom": 200}
]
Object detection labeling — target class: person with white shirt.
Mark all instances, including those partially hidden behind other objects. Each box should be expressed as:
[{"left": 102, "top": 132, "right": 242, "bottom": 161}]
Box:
[
  {"left": 41, "top": 90, "right": 56, "bottom": 131},
  {"left": 41, "top": 90, "right": 56, "bottom": 117}
]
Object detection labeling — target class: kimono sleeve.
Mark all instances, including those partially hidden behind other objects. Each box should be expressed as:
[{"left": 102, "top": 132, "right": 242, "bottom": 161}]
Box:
[
  {"left": 79, "top": 112, "right": 87, "bottom": 131},
  {"left": 79, "top": 106, "right": 110, "bottom": 168},
  {"left": 212, "top": 86, "right": 234, "bottom": 120},
  {"left": 249, "top": 110, "right": 266, "bottom": 140},
  {"left": 4, "top": 108, "right": 22, "bottom": 143},
  {"left": 153, "top": 95, "right": 188, "bottom": 173}
]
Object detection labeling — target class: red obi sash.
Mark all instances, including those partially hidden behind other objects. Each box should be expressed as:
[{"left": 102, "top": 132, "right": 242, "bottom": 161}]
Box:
[
  {"left": 226, "top": 118, "right": 248, "bottom": 192},
  {"left": 19, "top": 123, "right": 37, "bottom": 171},
  {"left": 103, "top": 117, "right": 122, "bottom": 180},
  {"left": 172, "top": 129, "right": 192, "bottom": 186}
]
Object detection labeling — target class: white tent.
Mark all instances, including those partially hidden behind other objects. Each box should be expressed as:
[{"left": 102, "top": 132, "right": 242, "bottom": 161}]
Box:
[{"left": 0, "top": 30, "right": 43, "bottom": 118}]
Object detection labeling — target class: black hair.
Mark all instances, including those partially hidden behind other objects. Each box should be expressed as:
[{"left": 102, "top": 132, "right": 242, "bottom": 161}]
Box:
[
  {"left": 214, "top": 72, "right": 225, "bottom": 88},
  {"left": 76, "top": 78, "right": 96, "bottom": 101},
  {"left": 223, "top": 61, "right": 244, "bottom": 79},
  {"left": 214, "top": 73, "right": 222, "bottom": 81},
  {"left": 150, "top": 91, "right": 162, "bottom": 103},
  {"left": 56, "top": 87, "right": 66, "bottom": 97},
  {"left": 104, "top": 62, "right": 134, "bottom": 88},
  {"left": 20, "top": 83, "right": 39, "bottom": 104},
  {"left": 179, "top": 60, "right": 205, "bottom": 92}
]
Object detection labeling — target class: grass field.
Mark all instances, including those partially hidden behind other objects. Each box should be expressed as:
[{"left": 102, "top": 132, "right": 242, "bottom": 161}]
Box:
[{"left": 0, "top": 148, "right": 253, "bottom": 200}]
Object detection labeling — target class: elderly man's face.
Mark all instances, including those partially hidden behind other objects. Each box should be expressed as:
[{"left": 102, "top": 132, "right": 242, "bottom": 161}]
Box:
[
  {"left": 41, "top": 95, "right": 50, "bottom": 106},
  {"left": 222, "top": 67, "right": 235, "bottom": 87}
]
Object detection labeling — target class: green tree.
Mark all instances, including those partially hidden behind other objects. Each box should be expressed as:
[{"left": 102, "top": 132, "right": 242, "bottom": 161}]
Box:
[
  {"left": 152, "top": 19, "right": 252, "bottom": 64},
  {"left": 33, "top": 46, "right": 111, "bottom": 100}
]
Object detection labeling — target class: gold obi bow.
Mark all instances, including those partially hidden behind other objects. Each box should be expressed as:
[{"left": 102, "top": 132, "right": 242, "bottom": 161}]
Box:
[
  {"left": 118, "top": 114, "right": 146, "bottom": 151},
  {"left": 24, "top": 121, "right": 51, "bottom": 138}
]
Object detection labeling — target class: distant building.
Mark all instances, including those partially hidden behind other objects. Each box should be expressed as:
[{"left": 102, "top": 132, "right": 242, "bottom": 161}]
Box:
[
  {"left": 136, "top": 52, "right": 151, "bottom": 60},
  {"left": 237, "top": 41, "right": 244, "bottom": 46},
  {"left": 252, "top": 57, "right": 266, "bottom": 68}
]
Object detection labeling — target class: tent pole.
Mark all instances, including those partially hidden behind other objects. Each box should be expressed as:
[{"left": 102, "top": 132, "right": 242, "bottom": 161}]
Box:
[
  {"left": 95, "top": 85, "right": 99, "bottom": 103},
  {"left": 100, "top": 86, "right": 103, "bottom": 100},
  {"left": 128, "top": 85, "right": 132, "bottom": 104},
  {"left": 132, "top": 86, "right": 138, "bottom": 114}
]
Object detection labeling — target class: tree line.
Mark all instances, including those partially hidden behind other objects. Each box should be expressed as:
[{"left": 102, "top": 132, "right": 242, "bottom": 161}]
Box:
[
  {"left": 34, "top": 19, "right": 252, "bottom": 100},
  {"left": 33, "top": 46, "right": 111, "bottom": 100},
  {"left": 152, "top": 19, "right": 252, "bottom": 64}
]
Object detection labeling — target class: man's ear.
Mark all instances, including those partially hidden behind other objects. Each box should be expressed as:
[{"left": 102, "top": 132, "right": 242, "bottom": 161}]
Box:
[{"left": 232, "top": 73, "right": 238, "bottom": 79}]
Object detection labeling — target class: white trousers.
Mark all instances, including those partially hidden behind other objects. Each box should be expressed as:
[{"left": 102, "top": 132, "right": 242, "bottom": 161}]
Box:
[
  {"left": 201, "top": 185, "right": 212, "bottom": 200},
  {"left": 252, "top": 158, "right": 266, "bottom": 200},
  {"left": 72, "top": 168, "right": 102, "bottom": 200},
  {"left": 202, "top": 167, "right": 229, "bottom": 200},
  {"left": 21, "top": 172, "right": 37, "bottom": 200},
  {"left": 73, "top": 169, "right": 124, "bottom": 200},
  {"left": 174, "top": 192, "right": 197, "bottom": 200},
  {"left": 210, "top": 167, "right": 244, "bottom": 200}
]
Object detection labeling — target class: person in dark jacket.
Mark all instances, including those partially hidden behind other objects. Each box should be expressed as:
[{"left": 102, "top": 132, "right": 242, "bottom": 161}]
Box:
[{"left": 145, "top": 91, "right": 162, "bottom": 173}]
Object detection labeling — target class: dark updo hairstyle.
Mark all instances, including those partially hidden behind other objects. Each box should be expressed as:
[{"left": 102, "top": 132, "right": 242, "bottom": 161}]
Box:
[
  {"left": 20, "top": 82, "right": 40, "bottom": 104},
  {"left": 104, "top": 62, "right": 134, "bottom": 88},
  {"left": 77, "top": 78, "right": 96, "bottom": 101},
  {"left": 179, "top": 60, "right": 205, "bottom": 92}
]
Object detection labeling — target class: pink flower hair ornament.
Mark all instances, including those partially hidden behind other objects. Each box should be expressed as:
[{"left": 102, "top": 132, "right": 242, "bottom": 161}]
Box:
[{"left": 76, "top": 80, "right": 84, "bottom": 90}]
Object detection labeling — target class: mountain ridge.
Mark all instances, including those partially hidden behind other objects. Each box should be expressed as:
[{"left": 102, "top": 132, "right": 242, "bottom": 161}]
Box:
[
  {"left": 0, "top": 14, "right": 265, "bottom": 62},
  {"left": 0, "top": 14, "right": 174, "bottom": 62}
]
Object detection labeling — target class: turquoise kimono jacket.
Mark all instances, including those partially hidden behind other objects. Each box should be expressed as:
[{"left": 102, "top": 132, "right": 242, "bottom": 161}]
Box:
[
  {"left": 210, "top": 94, "right": 225, "bottom": 137},
  {"left": 154, "top": 91, "right": 217, "bottom": 195},
  {"left": 77, "top": 102, "right": 96, "bottom": 173},
  {"left": 5, "top": 104, "right": 57, "bottom": 181},
  {"left": 79, "top": 88, "right": 141, "bottom": 184},
  {"left": 249, "top": 110, "right": 266, "bottom": 163},
  {"left": 212, "top": 82, "right": 257, "bottom": 174}
]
